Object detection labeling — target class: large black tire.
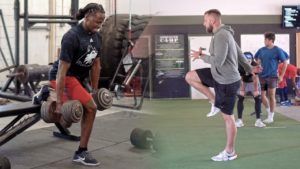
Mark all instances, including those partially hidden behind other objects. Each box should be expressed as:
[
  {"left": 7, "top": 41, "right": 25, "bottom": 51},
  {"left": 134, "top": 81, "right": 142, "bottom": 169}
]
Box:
[{"left": 99, "top": 14, "right": 151, "bottom": 89}]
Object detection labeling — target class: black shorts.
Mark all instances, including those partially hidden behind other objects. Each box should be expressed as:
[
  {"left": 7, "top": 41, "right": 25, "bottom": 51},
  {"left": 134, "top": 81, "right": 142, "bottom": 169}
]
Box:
[
  {"left": 195, "top": 68, "right": 214, "bottom": 87},
  {"left": 215, "top": 80, "right": 241, "bottom": 115}
]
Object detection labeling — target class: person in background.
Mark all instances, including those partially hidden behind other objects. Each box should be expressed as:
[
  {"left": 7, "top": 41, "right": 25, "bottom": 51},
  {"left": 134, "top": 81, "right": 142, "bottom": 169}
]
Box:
[
  {"left": 254, "top": 32, "right": 288, "bottom": 124},
  {"left": 277, "top": 63, "right": 299, "bottom": 106},
  {"left": 235, "top": 52, "right": 266, "bottom": 128}
]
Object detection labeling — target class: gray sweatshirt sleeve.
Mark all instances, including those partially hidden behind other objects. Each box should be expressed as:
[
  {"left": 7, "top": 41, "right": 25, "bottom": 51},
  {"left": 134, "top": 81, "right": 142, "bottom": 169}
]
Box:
[
  {"left": 236, "top": 43, "right": 252, "bottom": 73},
  {"left": 202, "top": 33, "right": 228, "bottom": 68}
]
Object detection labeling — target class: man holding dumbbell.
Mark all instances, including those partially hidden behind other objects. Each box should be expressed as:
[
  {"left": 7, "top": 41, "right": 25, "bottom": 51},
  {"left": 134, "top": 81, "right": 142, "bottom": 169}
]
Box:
[{"left": 49, "top": 3, "right": 105, "bottom": 166}]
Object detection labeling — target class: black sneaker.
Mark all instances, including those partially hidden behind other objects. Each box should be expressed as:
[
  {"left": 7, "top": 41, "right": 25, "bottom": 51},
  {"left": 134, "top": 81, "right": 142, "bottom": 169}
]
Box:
[{"left": 72, "top": 151, "right": 100, "bottom": 166}]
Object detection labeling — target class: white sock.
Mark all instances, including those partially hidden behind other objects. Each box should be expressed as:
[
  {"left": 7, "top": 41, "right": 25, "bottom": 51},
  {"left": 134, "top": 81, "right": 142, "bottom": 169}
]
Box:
[
  {"left": 269, "top": 112, "right": 274, "bottom": 119},
  {"left": 210, "top": 102, "right": 214, "bottom": 112},
  {"left": 266, "top": 107, "right": 271, "bottom": 114}
]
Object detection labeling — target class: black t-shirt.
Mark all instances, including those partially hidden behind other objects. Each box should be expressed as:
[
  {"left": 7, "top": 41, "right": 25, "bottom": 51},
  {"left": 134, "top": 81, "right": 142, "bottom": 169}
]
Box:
[
  {"left": 239, "top": 65, "right": 253, "bottom": 83},
  {"left": 49, "top": 23, "right": 101, "bottom": 81},
  {"left": 238, "top": 60, "right": 258, "bottom": 83}
]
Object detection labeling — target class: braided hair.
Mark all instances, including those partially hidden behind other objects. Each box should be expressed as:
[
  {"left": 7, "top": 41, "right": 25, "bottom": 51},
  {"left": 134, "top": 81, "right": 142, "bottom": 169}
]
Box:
[{"left": 75, "top": 3, "right": 105, "bottom": 20}]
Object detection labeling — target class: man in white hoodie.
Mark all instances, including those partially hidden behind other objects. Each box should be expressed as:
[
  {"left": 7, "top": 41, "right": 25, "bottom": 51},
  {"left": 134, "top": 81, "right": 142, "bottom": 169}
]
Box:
[{"left": 191, "top": 9, "right": 253, "bottom": 161}]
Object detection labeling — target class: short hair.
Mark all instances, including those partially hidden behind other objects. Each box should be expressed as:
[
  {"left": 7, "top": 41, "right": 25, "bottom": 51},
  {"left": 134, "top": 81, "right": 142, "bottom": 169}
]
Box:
[
  {"left": 264, "top": 32, "right": 275, "bottom": 42},
  {"left": 204, "top": 9, "right": 221, "bottom": 19}
]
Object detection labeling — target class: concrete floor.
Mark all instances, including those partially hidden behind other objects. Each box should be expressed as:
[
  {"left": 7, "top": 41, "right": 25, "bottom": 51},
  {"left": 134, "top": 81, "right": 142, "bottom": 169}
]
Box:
[{"left": 0, "top": 107, "right": 157, "bottom": 169}]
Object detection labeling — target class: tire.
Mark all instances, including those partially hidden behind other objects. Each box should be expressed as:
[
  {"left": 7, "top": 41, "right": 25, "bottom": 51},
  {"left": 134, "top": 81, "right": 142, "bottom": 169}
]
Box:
[{"left": 99, "top": 14, "right": 151, "bottom": 89}]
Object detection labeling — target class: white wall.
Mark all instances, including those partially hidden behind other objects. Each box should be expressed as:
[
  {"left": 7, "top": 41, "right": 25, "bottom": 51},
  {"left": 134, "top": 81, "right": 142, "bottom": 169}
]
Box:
[{"left": 117, "top": 0, "right": 300, "bottom": 15}]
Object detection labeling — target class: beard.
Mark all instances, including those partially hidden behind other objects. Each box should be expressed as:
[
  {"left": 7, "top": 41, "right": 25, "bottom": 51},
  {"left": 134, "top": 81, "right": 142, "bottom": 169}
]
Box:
[{"left": 206, "top": 24, "right": 213, "bottom": 33}]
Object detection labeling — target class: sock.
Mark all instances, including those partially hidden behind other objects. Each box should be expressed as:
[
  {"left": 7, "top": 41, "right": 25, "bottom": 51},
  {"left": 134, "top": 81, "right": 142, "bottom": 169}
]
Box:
[
  {"left": 266, "top": 107, "right": 271, "bottom": 114},
  {"left": 76, "top": 147, "right": 88, "bottom": 154},
  {"left": 237, "top": 95, "right": 244, "bottom": 119},
  {"left": 210, "top": 102, "right": 214, "bottom": 112},
  {"left": 254, "top": 95, "right": 262, "bottom": 119},
  {"left": 226, "top": 150, "right": 235, "bottom": 156},
  {"left": 269, "top": 112, "right": 274, "bottom": 119}
]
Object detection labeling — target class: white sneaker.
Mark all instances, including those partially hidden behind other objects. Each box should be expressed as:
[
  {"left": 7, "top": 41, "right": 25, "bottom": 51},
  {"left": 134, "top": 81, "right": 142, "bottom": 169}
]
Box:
[
  {"left": 263, "top": 112, "right": 274, "bottom": 124},
  {"left": 206, "top": 105, "right": 220, "bottom": 117},
  {"left": 211, "top": 150, "right": 238, "bottom": 161},
  {"left": 235, "top": 119, "right": 244, "bottom": 128},
  {"left": 254, "top": 119, "right": 266, "bottom": 128},
  {"left": 263, "top": 118, "right": 274, "bottom": 124}
]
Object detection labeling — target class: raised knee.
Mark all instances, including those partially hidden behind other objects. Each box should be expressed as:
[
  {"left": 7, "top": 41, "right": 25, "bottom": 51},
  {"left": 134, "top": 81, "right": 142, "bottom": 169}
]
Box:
[{"left": 185, "top": 72, "right": 192, "bottom": 83}]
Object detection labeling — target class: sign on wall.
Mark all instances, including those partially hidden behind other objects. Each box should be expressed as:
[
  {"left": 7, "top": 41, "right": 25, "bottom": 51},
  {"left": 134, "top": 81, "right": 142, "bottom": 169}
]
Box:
[
  {"left": 153, "top": 34, "right": 189, "bottom": 98},
  {"left": 154, "top": 35, "right": 185, "bottom": 78}
]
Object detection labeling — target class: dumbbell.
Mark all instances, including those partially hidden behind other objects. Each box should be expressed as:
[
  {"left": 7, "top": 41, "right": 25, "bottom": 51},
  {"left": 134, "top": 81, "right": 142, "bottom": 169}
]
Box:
[
  {"left": 130, "top": 128, "right": 158, "bottom": 151},
  {"left": 41, "top": 100, "right": 83, "bottom": 128},
  {"left": 60, "top": 100, "right": 83, "bottom": 128},
  {"left": 0, "top": 155, "right": 11, "bottom": 169},
  {"left": 92, "top": 88, "right": 113, "bottom": 111},
  {"left": 41, "top": 100, "right": 60, "bottom": 123}
]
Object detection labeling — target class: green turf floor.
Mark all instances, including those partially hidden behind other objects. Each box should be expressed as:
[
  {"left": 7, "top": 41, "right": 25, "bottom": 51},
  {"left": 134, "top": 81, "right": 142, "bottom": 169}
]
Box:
[{"left": 143, "top": 99, "right": 300, "bottom": 169}]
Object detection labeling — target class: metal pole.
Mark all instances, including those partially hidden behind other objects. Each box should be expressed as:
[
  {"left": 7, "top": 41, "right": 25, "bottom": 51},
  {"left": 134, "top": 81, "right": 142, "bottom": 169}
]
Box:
[
  {"left": 114, "top": 0, "right": 117, "bottom": 25},
  {"left": 24, "top": 0, "right": 29, "bottom": 64},
  {"left": 0, "top": 10, "right": 15, "bottom": 65},
  {"left": 14, "top": 0, "right": 20, "bottom": 66},
  {"left": 0, "top": 47, "right": 9, "bottom": 68},
  {"left": 70, "top": 0, "right": 79, "bottom": 19}
]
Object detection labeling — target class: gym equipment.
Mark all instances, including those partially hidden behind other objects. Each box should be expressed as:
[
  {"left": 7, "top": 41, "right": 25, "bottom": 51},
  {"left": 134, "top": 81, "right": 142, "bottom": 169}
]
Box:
[
  {"left": 41, "top": 100, "right": 59, "bottom": 123},
  {"left": 0, "top": 155, "right": 11, "bottom": 169},
  {"left": 0, "top": 86, "right": 82, "bottom": 146},
  {"left": 92, "top": 88, "right": 113, "bottom": 111},
  {"left": 99, "top": 14, "right": 151, "bottom": 110},
  {"left": 41, "top": 100, "right": 83, "bottom": 127},
  {"left": 13, "top": 64, "right": 51, "bottom": 84},
  {"left": 130, "top": 128, "right": 157, "bottom": 151},
  {"left": 60, "top": 100, "right": 83, "bottom": 128},
  {"left": 0, "top": 64, "right": 51, "bottom": 101}
]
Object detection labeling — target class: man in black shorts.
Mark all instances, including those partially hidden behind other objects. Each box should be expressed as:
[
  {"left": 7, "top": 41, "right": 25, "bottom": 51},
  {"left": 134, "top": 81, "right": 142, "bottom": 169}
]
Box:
[{"left": 190, "top": 9, "right": 253, "bottom": 161}]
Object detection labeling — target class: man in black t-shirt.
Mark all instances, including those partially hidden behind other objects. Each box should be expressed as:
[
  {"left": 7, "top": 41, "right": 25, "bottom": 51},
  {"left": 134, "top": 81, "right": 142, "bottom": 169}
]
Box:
[
  {"left": 235, "top": 52, "right": 266, "bottom": 128},
  {"left": 49, "top": 3, "right": 105, "bottom": 166}
]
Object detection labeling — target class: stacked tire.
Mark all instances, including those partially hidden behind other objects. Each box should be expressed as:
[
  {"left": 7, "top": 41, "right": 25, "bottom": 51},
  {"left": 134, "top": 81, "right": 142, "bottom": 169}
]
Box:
[{"left": 99, "top": 14, "right": 151, "bottom": 89}]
